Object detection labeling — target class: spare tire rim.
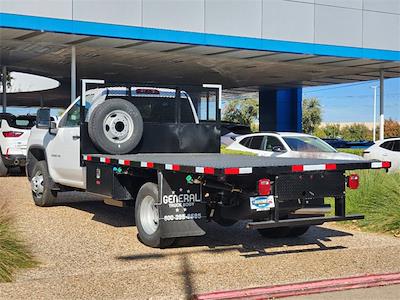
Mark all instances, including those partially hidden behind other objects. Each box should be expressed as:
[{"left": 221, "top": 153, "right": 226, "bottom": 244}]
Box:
[
  {"left": 103, "top": 110, "right": 134, "bottom": 144},
  {"left": 31, "top": 171, "right": 44, "bottom": 198},
  {"left": 140, "top": 195, "right": 159, "bottom": 235}
]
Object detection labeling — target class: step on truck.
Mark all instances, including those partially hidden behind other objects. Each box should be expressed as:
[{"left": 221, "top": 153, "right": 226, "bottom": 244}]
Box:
[{"left": 27, "top": 80, "right": 391, "bottom": 248}]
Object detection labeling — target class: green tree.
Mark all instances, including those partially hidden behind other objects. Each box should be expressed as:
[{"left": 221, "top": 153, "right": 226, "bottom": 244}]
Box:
[
  {"left": 222, "top": 98, "right": 259, "bottom": 127},
  {"left": 322, "top": 123, "right": 341, "bottom": 138},
  {"left": 341, "top": 123, "right": 372, "bottom": 141},
  {"left": 302, "top": 97, "right": 322, "bottom": 134}
]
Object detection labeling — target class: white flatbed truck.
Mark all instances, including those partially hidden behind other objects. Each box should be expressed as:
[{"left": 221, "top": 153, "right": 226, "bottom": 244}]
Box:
[{"left": 27, "top": 81, "right": 390, "bottom": 248}]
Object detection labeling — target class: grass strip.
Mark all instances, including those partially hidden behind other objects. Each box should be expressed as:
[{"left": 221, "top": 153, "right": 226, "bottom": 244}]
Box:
[{"left": 0, "top": 201, "right": 37, "bottom": 282}]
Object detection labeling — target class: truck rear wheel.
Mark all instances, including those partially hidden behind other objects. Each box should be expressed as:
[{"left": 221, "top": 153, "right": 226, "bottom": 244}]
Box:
[
  {"left": 31, "top": 161, "right": 57, "bottom": 207},
  {"left": 0, "top": 156, "right": 8, "bottom": 177},
  {"left": 135, "top": 182, "right": 175, "bottom": 248},
  {"left": 88, "top": 98, "right": 143, "bottom": 154}
]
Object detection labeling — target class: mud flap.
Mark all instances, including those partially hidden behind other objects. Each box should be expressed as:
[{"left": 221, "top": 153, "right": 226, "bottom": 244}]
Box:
[{"left": 157, "top": 171, "right": 207, "bottom": 238}]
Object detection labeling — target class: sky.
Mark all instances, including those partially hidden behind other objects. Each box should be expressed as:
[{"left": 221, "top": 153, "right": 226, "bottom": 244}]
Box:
[{"left": 303, "top": 77, "right": 400, "bottom": 123}]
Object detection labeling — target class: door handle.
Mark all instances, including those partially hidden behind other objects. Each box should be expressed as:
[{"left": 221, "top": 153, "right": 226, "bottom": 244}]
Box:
[{"left": 72, "top": 135, "right": 80, "bottom": 140}]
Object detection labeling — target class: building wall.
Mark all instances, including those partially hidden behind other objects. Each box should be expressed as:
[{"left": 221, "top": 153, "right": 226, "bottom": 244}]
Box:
[{"left": 1, "top": 0, "right": 400, "bottom": 51}]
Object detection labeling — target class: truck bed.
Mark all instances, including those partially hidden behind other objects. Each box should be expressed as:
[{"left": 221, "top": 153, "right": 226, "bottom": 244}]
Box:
[{"left": 83, "top": 153, "right": 390, "bottom": 175}]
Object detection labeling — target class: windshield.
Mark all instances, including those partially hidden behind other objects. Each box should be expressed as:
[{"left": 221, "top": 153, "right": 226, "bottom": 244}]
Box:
[{"left": 283, "top": 136, "right": 337, "bottom": 153}]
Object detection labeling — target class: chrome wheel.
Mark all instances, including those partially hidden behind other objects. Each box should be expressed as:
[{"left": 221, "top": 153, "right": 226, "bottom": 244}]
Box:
[
  {"left": 140, "top": 195, "right": 159, "bottom": 235},
  {"left": 31, "top": 171, "right": 44, "bottom": 198},
  {"left": 102, "top": 110, "right": 134, "bottom": 144}
]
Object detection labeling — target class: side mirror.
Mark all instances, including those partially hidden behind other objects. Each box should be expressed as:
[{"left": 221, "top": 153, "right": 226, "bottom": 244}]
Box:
[
  {"left": 36, "top": 108, "right": 51, "bottom": 129},
  {"left": 272, "top": 146, "right": 284, "bottom": 152},
  {"left": 49, "top": 121, "right": 58, "bottom": 135}
]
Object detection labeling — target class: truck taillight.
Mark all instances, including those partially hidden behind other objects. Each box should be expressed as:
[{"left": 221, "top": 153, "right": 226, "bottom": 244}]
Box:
[
  {"left": 2, "top": 131, "right": 23, "bottom": 138},
  {"left": 347, "top": 174, "right": 359, "bottom": 189},
  {"left": 258, "top": 178, "right": 271, "bottom": 195}
]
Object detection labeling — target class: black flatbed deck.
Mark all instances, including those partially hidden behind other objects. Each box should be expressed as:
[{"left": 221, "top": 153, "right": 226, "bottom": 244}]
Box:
[{"left": 83, "top": 153, "right": 389, "bottom": 176}]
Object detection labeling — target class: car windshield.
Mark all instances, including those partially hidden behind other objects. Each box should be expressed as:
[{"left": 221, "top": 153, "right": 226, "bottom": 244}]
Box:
[{"left": 283, "top": 136, "right": 337, "bottom": 153}]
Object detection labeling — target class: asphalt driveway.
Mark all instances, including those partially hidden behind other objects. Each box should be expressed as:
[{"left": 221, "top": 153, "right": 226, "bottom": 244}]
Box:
[{"left": 1, "top": 176, "right": 400, "bottom": 299}]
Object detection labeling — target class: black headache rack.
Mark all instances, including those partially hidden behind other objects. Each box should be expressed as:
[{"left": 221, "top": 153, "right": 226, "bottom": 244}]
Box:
[{"left": 79, "top": 82, "right": 223, "bottom": 157}]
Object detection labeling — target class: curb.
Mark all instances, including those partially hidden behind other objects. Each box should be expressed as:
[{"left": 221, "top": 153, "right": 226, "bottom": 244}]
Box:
[{"left": 194, "top": 272, "right": 400, "bottom": 300}]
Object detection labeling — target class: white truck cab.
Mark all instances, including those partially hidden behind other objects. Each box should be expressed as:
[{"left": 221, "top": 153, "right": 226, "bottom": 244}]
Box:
[{"left": 27, "top": 87, "right": 199, "bottom": 190}]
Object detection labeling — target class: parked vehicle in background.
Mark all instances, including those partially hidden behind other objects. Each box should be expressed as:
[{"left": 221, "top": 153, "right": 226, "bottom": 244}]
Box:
[
  {"left": 346, "top": 140, "right": 374, "bottom": 149},
  {"left": 220, "top": 122, "right": 252, "bottom": 146},
  {"left": 0, "top": 113, "right": 36, "bottom": 176},
  {"left": 227, "top": 132, "right": 364, "bottom": 160},
  {"left": 322, "top": 138, "right": 349, "bottom": 149},
  {"left": 363, "top": 138, "right": 400, "bottom": 172}
]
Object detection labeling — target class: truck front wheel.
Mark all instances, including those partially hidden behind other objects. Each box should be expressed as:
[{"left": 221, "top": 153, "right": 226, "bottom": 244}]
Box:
[
  {"left": 31, "top": 161, "right": 57, "bottom": 207},
  {"left": 135, "top": 183, "right": 175, "bottom": 248}
]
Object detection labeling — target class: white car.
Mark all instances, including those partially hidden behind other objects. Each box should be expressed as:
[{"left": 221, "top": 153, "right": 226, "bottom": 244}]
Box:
[
  {"left": 0, "top": 113, "right": 36, "bottom": 176},
  {"left": 227, "top": 132, "right": 364, "bottom": 160},
  {"left": 363, "top": 138, "right": 400, "bottom": 172}
]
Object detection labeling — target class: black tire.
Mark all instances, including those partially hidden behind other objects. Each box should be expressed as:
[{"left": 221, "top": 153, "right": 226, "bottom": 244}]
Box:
[
  {"left": 31, "top": 161, "right": 57, "bottom": 207},
  {"left": 257, "top": 227, "right": 292, "bottom": 238},
  {"left": 135, "top": 182, "right": 175, "bottom": 248},
  {"left": 88, "top": 98, "right": 143, "bottom": 154},
  {"left": 0, "top": 156, "right": 8, "bottom": 177},
  {"left": 287, "top": 226, "right": 310, "bottom": 237}
]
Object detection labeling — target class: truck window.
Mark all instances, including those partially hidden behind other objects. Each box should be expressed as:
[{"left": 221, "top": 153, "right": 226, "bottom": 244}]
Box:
[
  {"left": 133, "top": 97, "right": 195, "bottom": 123},
  {"left": 60, "top": 101, "right": 81, "bottom": 127}
]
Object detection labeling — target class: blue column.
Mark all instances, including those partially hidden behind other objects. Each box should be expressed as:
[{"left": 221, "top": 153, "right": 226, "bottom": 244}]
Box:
[{"left": 259, "top": 88, "right": 302, "bottom": 132}]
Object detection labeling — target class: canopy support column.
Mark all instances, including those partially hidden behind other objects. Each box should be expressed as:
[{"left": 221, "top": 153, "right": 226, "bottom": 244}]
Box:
[
  {"left": 1, "top": 66, "right": 7, "bottom": 113},
  {"left": 71, "top": 46, "right": 76, "bottom": 104},
  {"left": 379, "top": 70, "right": 384, "bottom": 141}
]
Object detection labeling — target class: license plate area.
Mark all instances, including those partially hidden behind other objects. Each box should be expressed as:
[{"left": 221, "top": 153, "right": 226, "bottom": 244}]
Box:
[
  {"left": 250, "top": 195, "right": 275, "bottom": 211},
  {"left": 275, "top": 172, "right": 345, "bottom": 200}
]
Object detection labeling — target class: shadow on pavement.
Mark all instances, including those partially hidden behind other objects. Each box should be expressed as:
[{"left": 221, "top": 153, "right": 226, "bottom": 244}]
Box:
[{"left": 53, "top": 194, "right": 352, "bottom": 256}]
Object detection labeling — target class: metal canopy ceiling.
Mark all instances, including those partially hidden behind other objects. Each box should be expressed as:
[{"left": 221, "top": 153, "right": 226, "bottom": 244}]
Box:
[{"left": 1, "top": 28, "right": 400, "bottom": 107}]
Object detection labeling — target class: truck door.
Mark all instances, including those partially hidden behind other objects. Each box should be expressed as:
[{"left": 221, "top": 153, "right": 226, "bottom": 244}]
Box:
[{"left": 47, "top": 100, "right": 85, "bottom": 189}]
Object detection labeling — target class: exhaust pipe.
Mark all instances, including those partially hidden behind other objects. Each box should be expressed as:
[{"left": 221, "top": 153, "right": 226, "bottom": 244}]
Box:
[{"left": 14, "top": 159, "right": 20, "bottom": 166}]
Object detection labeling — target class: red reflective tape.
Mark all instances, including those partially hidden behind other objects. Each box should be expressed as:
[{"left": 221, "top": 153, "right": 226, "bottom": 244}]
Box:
[
  {"left": 382, "top": 161, "right": 391, "bottom": 168},
  {"left": 172, "top": 164, "right": 180, "bottom": 171},
  {"left": 325, "top": 164, "right": 337, "bottom": 170},
  {"left": 204, "top": 167, "right": 215, "bottom": 175},
  {"left": 292, "top": 165, "right": 304, "bottom": 172},
  {"left": 147, "top": 162, "right": 154, "bottom": 168},
  {"left": 124, "top": 160, "right": 130, "bottom": 166},
  {"left": 86, "top": 155, "right": 92, "bottom": 161},
  {"left": 224, "top": 168, "right": 240, "bottom": 175},
  {"left": 105, "top": 157, "right": 111, "bottom": 164}
]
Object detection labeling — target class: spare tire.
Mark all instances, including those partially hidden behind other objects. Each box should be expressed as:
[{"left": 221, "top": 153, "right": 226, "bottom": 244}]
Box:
[{"left": 88, "top": 98, "right": 143, "bottom": 154}]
